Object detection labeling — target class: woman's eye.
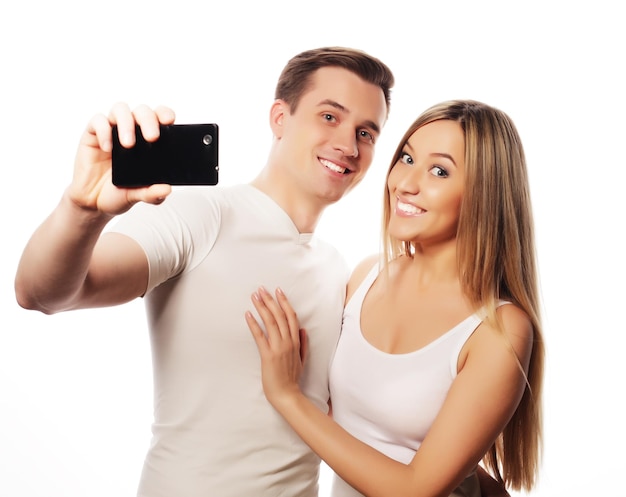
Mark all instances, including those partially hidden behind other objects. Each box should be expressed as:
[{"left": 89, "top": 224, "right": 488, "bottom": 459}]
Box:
[
  {"left": 400, "top": 152, "right": 414, "bottom": 165},
  {"left": 323, "top": 113, "right": 337, "bottom": 122},
  {"left": 430, "top": 165, "right": 449, "bottom": 178}
]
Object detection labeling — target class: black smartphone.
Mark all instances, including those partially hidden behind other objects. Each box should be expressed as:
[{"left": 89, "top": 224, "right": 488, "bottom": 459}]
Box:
[{"left": 112, "top": 123, "right": 219, "bottom": 187}]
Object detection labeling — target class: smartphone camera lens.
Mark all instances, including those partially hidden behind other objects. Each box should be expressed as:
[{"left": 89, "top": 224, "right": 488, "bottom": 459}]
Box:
[{"left": 202, "top": 134, "right": 213, "bottom": 146}]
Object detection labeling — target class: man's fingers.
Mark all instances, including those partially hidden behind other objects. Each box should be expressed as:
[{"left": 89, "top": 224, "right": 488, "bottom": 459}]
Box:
[
  {"left": 125, "top": 184, "right": 172, "bottom": 205},
  {"left": 107, "top": 102, "right": 166, "bottom": 149},
  {"left": 108, "top": 102, "right": 136, "bottom": 148},
  {"left": 132, "top": 104, "right": 161, "bottom": 143},
  {"left": 155, "top": 105, "right": 176, "bottom": 126},
  {"left": 84, "top": 112, "right": 114, "bottom": 152}
]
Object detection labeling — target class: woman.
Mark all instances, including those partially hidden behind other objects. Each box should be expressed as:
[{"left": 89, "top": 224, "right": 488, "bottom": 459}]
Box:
[{"left": 246, "top": 100, "right": 544, "bottom": 497}]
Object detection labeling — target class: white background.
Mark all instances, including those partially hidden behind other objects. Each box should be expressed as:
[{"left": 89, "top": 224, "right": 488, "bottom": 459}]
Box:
[{"left": 1, "top": 1, "right": 624, "bottom": 496}]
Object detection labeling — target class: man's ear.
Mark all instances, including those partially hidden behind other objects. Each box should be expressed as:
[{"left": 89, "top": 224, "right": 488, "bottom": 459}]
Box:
[{"left": 270, "top": 99, "right": 288, "bottom": 138}]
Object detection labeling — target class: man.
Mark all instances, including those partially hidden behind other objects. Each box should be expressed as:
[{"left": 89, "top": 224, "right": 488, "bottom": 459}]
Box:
[{"left": 15, "top": 47, "right": 393, "bottom": 497}]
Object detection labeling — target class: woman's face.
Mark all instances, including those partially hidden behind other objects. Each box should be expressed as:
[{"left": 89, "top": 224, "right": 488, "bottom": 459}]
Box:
[{"left": 387, "top": 119, "right": 466, "bottom": 247}]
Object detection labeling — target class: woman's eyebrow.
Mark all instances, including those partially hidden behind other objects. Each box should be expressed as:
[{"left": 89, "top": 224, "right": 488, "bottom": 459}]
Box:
[
  {"left": 404, "top": 141, "right": 458, "bottom": 168},
  {"left": 431, "top": 152, "right": 457, "bottom": 167}
]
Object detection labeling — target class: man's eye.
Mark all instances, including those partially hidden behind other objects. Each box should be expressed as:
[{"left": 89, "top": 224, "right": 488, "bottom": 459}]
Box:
[
  {"left": 359, "top": 130, "right": 374, "bottom": 143},
  {"left": 400, "top": 152, "right": 413, "bottom": 165}
]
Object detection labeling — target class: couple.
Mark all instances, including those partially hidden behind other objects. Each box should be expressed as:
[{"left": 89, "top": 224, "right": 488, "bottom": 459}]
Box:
[{"left": 15, "top": 46, "right": 543, "bottom": 497}]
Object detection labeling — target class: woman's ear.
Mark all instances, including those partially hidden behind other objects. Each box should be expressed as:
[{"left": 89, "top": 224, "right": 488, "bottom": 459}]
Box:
[{"left": 269, "top": 99, "right": 287, "bottom": 138}]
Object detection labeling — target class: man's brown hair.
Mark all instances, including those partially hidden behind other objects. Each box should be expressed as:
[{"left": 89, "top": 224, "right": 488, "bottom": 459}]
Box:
[{"left": 275, "top": 46, "right": 394, "bottom": 116}]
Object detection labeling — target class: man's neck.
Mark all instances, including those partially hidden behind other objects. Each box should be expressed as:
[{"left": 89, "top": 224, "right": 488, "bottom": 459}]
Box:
[{"left": 250, "top": 174, "right": 325, "bottom": 234}]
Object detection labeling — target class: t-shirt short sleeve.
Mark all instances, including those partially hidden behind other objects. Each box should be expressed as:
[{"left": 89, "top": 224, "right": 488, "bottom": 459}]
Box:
[{"left": 109, "top": 188, "right": 222, "bottom": 295}]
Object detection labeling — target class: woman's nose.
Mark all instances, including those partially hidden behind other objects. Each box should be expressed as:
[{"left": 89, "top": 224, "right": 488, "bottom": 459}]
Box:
[{"left": 395, "top": 167, "right": 421, "bottom": 194}]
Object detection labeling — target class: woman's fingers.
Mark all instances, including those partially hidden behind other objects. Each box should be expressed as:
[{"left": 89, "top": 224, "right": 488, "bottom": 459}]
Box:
[
  {"left": 249, "top": 287, "right": 303, "bottom": 352},
  {"left": 256, "top": 287, "right": 292, "bottom": 341},
  {"left": 245, "top": 310, "right": 269, "bottom": 354},
  {"left": 275, "top": 287, "right": 301, "bottom": 344},
  {"left": 250, "top": 289, "right": 280, "bottom": 340},
  {"left": 246, "top": 288, "right": 305, "bottom": 404},
  {"left": 299, "top": 328, "right": 308, "bottom": 363}
]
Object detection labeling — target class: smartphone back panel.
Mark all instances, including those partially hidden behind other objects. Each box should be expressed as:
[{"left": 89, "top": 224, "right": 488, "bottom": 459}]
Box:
[{"left": 112, "top": 124, "right": 219, "bottom": 187}]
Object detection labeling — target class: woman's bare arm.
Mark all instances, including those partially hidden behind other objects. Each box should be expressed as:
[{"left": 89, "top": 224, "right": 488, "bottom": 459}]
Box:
[{"left": 246, "top": 288, "right": 532, "bottom": 497}]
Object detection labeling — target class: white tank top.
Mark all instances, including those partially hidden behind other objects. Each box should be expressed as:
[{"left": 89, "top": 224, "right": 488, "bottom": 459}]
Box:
[{"left": 329, "top": 263, "right": 486, "bottom": 496}]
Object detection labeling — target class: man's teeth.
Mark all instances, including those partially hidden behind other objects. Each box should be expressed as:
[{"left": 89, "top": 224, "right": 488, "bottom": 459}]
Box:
[
  {"left": 397, "top": 201, "right": 424, "bottom": 215},
  {"left": 321, "top": 159, "right": 347, "bottom": 174}
]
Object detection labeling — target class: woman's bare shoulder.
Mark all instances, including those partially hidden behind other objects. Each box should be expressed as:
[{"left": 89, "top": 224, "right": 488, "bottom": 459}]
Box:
[
  {"left": 346, "top": 254, "right": 380, "bottom": 302},
  {"left": 468, "top": 303, "right": 534, "bottom": 372}
]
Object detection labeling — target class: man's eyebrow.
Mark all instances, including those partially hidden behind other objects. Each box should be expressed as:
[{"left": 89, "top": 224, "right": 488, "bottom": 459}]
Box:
[
  {"left": 318, "top": 99, "right": 381, "bottom": 135},
  {"left": 318, "top": 99, "right": 346, "bottom": 113}
]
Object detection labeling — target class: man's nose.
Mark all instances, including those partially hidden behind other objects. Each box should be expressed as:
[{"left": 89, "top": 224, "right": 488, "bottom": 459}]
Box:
[{"left": 333, "top": 127, "right": 359, "bottom": 158}]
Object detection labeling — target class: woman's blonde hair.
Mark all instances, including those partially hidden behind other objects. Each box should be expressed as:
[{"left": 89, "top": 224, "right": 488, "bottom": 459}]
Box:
[{"left": 382, "top": 100, "right": 544, "bottom": 491}]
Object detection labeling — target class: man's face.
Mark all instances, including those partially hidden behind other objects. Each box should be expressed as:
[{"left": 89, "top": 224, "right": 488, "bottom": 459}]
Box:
[{"left": 272, "top": 66, "right": 388, "bottom": 206}]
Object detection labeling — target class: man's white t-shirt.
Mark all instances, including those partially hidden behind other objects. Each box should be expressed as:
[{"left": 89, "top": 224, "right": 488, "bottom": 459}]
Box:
[{"left": 112, "top": 184, "right": 349, "bottom": 497}]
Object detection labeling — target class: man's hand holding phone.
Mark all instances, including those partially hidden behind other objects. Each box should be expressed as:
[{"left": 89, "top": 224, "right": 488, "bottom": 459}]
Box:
[{"left": 68, "top": 103, "right": 177, "bottom": 218}]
